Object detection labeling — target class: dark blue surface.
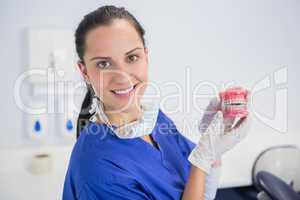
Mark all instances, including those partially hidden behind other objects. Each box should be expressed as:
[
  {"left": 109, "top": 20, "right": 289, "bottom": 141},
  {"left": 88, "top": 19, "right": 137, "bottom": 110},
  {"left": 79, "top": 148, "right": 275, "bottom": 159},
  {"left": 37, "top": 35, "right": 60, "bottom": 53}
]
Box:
[{"left": 216, "top": 186, "right": 258, "bottom": 200}]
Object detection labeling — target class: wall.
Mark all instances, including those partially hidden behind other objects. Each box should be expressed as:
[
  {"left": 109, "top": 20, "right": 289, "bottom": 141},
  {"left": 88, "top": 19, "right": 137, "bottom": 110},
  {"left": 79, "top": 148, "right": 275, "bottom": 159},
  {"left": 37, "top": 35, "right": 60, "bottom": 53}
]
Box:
[{"left": 0, "top": 0, "right": 299, "bottom": 199}]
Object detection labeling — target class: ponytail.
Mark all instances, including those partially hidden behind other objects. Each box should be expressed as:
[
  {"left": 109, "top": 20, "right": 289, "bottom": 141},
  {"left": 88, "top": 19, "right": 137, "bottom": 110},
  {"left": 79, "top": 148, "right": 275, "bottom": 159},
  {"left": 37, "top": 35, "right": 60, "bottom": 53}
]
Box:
[{"left": 76, "top": 87, "right": 94, "bottom": 138}]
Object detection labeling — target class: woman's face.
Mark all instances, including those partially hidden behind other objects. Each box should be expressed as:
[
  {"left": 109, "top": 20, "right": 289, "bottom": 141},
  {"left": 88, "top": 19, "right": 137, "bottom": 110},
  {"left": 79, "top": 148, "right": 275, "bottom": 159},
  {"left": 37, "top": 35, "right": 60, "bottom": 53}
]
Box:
[{"left": 78, "top": 19, "right": 148, "bottom": 113}]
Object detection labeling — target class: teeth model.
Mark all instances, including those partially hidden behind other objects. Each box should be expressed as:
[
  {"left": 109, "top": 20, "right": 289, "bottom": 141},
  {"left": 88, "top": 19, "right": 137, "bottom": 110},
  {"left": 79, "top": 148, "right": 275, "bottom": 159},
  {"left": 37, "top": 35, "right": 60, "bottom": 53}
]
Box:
[{"left": 219, "top": 87, "right": 248, "bottom": 119}]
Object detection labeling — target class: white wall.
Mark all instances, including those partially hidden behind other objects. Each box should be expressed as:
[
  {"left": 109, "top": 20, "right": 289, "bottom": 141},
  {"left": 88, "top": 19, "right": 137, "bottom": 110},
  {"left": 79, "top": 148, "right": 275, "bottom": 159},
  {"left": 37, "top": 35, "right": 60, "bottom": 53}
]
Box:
[
  {"left": 0, "top": 0, "right": 299, "bottom": 199},
  {"left": 1, "top": 0, "right": 299, "bottom": 147}
]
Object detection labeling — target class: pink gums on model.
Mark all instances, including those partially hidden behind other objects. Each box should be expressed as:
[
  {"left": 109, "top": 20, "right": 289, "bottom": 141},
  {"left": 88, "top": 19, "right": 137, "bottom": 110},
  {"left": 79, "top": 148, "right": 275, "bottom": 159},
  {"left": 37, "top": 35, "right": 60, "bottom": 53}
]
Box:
[{"left": 219, "top": 87, "right": 248, "bottom": 119}]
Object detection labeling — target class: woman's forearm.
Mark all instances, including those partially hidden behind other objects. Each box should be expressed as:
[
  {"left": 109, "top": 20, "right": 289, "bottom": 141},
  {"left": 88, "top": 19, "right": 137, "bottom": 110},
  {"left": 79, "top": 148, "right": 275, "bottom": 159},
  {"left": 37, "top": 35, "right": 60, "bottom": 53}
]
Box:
[{"left": 181, "top": 165, "right": 206, "bottom": 200}]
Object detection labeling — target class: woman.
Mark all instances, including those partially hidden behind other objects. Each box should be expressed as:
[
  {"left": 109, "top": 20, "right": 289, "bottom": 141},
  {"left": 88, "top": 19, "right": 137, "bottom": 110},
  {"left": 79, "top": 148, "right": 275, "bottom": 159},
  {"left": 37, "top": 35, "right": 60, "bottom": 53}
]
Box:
[{"left": 63, "top": 5, "right": 250, "bottom": 200}]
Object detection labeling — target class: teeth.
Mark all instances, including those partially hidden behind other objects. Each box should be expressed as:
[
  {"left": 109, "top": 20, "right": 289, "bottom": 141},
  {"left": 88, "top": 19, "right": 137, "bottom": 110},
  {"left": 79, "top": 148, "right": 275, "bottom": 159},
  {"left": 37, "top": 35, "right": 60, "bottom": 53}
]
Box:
[
  {"left": 224, "top": 99, "right": 246, "bottom": 105},
  {"left": 227, "top": 104, "right": 245, "bottom": 109},
  {"left": 113, "top": 85, "right": 134, "bottom": 94}
]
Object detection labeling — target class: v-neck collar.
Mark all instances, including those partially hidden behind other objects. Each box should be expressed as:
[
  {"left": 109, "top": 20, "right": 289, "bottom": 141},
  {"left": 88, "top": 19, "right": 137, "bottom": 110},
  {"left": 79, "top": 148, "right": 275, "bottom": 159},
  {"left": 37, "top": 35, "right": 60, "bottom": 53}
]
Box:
[
  {"left": 90, "top": 118, "right": 176, "bottom": 172},
  {"left": 135, "top": 134, "right": 161, "bottom": 153}
]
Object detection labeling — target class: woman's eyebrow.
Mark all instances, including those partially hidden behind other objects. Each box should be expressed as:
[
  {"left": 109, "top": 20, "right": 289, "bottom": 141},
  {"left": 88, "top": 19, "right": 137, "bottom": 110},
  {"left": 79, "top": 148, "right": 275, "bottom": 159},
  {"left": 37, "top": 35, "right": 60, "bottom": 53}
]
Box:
[
  {"left": 125, "top": 47, "right": 143, "bottom": 55},
  {"left": 90, "top": 56, "right": 110, "bottom": 61},
  {"left": 90, "top": 47, "right": 143, "bottom": 61},
  {"left": 90, "top": 56, "right": 111, "bottom": 61}
]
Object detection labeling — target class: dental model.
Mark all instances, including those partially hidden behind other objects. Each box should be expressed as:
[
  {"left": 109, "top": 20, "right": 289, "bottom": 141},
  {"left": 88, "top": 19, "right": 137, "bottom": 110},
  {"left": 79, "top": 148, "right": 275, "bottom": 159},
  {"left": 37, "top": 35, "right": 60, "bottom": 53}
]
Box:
[{"left": 219, "top": 87, "right": 248, "bottom": 129}]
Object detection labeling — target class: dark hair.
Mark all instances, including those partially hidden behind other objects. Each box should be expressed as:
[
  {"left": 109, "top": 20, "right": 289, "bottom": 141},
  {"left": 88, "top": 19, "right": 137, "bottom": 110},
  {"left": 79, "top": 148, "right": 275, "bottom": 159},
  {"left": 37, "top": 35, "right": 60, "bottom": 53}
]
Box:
[{"left": 75, "top": 5, "right": 146, "bottom": 138}]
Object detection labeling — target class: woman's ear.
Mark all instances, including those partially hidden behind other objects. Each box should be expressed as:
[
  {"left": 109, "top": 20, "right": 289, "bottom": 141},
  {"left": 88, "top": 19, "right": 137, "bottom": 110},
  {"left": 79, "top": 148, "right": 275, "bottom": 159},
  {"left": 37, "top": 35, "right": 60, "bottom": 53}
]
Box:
[{"left": 77, "top": 60, "right": 90, "bottom": 83}]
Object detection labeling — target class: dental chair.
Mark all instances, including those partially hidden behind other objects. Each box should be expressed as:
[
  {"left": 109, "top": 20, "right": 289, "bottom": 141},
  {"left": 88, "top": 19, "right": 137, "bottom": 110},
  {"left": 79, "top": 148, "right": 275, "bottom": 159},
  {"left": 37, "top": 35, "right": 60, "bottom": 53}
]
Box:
[{"left": 252, "top": 145, "right": 300, "bottom": 200}]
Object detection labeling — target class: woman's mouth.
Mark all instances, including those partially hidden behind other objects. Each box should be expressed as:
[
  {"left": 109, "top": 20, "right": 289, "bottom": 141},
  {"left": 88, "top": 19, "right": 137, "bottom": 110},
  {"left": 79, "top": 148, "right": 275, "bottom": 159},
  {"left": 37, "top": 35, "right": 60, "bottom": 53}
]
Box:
[{"left": 110, "top": 84, "right": 138, "bottom": 99}]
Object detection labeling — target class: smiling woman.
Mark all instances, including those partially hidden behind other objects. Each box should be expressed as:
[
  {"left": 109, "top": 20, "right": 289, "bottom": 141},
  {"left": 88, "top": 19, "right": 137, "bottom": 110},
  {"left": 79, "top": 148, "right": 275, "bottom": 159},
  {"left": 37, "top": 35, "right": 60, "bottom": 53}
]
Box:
[
  {"left": 63, "top": 5, "right": 251, "bottom": 200},
  {"left": 77, "top": 16, "right": 148, "bottom": 124}
]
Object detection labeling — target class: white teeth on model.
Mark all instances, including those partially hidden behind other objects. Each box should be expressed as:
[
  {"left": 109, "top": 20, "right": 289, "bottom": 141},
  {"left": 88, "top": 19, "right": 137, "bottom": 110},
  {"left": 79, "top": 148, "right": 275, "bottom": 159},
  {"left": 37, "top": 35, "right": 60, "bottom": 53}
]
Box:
[
  {"left": 226, "top": 105, "right": 245, "bottom": 109},
  {"left": 224, "top": 99, "right": 246, "bottom": 105},
  {"left": 113, "top": 86, "right": 134, "bottom": 94}
]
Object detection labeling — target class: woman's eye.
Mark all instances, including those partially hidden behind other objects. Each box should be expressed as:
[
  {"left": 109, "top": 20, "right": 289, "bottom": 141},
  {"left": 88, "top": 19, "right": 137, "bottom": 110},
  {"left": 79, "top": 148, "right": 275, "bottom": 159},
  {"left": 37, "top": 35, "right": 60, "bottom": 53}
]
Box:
[
  {"left": 96, "top": 61, "right": 111, "bottom": 69},
  {"left": 128, "top": 55, "right": 139, "bottom": 63}
]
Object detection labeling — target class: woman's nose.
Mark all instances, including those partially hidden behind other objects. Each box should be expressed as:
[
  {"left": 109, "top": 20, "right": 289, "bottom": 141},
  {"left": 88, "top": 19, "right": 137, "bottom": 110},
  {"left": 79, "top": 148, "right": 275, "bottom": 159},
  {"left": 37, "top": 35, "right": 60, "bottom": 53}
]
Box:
[
  {"left": 110, "top": 64, "right": 134, "bottom": 85},
  {"left": 114, "top": 61, "right": 131, "bottom": 72}
]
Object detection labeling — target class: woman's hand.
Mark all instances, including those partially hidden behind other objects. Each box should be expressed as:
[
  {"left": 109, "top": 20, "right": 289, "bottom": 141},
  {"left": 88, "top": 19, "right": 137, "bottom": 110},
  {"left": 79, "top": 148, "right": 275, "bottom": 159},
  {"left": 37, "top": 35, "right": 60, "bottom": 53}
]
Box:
[{"left": 187, "top": 91, "right": 251, "bottom": 174}]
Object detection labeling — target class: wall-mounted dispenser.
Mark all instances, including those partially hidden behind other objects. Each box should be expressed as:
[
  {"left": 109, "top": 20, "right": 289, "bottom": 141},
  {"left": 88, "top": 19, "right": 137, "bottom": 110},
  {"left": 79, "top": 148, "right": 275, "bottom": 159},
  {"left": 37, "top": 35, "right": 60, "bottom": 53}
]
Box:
[
  {"left": 27, "top": 29, "right": 78, "bottom": 83},
  {"left": 57, "top": 113, "right": 76, "bottom": 142},
  {"left": 27, "top": 114, "right": 48, "bottom": 140}
]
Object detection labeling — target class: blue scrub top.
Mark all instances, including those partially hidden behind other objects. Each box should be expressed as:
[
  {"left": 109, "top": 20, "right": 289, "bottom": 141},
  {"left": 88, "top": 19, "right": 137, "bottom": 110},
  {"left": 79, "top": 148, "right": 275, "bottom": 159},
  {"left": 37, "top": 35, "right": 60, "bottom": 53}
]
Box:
[{"left": 63, "top": 109, "right": 196, "bottom": 200}]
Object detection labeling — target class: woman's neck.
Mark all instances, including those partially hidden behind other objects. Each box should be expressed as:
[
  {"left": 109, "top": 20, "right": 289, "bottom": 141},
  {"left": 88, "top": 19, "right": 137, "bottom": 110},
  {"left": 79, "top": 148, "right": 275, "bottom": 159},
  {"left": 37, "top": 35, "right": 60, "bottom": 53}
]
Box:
[{"left": 96, "top": 104, "right": 143, "bottom": 127}]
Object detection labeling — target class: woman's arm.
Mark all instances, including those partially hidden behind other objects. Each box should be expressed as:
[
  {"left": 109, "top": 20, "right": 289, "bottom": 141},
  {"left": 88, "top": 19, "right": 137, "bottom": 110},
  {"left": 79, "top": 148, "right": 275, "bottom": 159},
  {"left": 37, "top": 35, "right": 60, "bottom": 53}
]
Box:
[
  {"left": 181, "top": 165, "right": 206, "bottom": 200},
  {"left": 174, "top": 123, "right": 222, "bottom": 200},
  {"left": 181, "top": 160, "right": 221, "bottom": 200}
]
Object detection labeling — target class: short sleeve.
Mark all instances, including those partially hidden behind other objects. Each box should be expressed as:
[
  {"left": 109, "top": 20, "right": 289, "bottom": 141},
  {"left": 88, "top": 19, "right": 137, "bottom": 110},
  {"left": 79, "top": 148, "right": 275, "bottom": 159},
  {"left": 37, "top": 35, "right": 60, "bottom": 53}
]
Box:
[
  {"left": 158, "top": 109, "right": 196, "bottom": 158},
  {"left": 175, "top": 130, "right": 196, "bottom": 159},
  {"left": 78, "top": 178, "right": 151, "bottom": 200}
]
